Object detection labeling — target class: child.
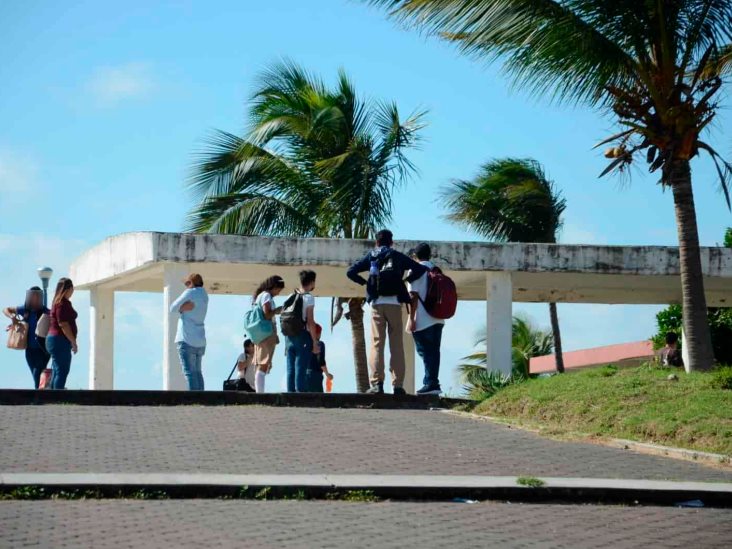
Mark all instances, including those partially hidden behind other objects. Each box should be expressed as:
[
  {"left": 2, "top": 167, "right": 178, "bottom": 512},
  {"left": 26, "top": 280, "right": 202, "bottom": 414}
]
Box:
[
  {"left": 236, "top": 339, "right": 256, "bottom": 392},
  {"left": 252, "top": 275, "right": 285, "bottom": 392},
  {"left": 307, "top": 324, "right": 333, "bottom": 392},
  {"left": 658, "top": 332, "right": 684, "bottom": 368}
]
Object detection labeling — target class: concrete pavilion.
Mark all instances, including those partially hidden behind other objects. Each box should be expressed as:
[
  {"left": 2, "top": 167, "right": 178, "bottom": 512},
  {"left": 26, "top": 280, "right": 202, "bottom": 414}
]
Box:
[{"left": 69, "top": 232, "right": 732, "bottom": 391}]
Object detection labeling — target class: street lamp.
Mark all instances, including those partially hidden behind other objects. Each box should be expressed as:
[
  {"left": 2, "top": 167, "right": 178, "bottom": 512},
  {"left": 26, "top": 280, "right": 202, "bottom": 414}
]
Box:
[{"left": 37, "top": 267, "right": 53, "bottom": 308}]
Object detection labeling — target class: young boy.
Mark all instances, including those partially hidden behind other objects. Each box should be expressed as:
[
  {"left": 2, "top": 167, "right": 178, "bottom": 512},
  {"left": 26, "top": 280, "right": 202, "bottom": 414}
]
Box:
[
  {"left": 306, "top": 324, "right": 333, "bottom": 392},
  {"left": 236, "top": 339, "right": 256, "bottom": 391},
  {"left": 658, "top": 332, "right": 684, "bottom": 368}
]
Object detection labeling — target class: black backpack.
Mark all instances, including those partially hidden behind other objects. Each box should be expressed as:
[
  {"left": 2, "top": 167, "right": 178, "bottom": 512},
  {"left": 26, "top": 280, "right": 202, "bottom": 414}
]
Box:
[
  {"left": 280, "top": 291, "right": 305, "bottom": 336},
  {"left": 374, "top": 251, "right": 403, "bottom": 297}
]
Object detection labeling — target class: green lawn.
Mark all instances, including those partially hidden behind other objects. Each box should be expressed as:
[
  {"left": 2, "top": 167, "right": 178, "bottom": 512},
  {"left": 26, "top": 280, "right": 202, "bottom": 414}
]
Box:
[{"left": 473, "top": 364, "right": 732, "bottom": 456}]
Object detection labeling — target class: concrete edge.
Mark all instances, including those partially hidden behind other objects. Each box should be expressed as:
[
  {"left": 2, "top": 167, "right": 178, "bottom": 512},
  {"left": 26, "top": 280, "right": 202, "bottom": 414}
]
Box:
[
  {"left": 1, "top": 474, "right": 731, "bottom": 506},
  {"left": 441, "top": 410, "right": 732, "bottom": 469},
  {"left": 0, "top": 389, "right": 469, "bottom": 410}
]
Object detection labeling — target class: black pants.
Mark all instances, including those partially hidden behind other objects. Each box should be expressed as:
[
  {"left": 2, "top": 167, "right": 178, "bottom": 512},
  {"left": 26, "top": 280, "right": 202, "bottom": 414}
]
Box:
[{"left": 25, "top": 346, "right": 50, "bottom": 389}]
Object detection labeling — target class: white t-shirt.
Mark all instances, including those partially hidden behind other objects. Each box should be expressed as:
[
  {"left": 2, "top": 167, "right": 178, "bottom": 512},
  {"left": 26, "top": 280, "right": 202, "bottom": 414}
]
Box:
[
  {"left": 301, "top": 292, "right": 315, "bottom": 321},
  {"left": 255, "top": 291, "right": 273, "bottom": 309},
  {"left": 407, "top": 261, "right": 445, "bottom": 333},
  {"left": 236, "top": 352, "right": 255, "bottom": 386},
  {"left": 255, "top": 291, "right": 276, "bottom": 329},
  {"left": 372, "top": 295, "right": 400, "bottom": 306}
]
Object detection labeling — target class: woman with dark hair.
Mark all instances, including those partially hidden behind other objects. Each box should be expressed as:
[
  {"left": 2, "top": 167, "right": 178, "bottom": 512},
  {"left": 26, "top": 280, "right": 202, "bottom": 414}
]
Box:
[
  {"left": 46, "top": 278, "right": 78, "bottom": 389},
  {"left": 170, "top": 273, "right": 209, "bottom": 391},
  {"left": 252, "top": 275, "right": 285, "bottom": 392},
  {"left": 3, "top": 287, "right": 50, "bottom": 388}
]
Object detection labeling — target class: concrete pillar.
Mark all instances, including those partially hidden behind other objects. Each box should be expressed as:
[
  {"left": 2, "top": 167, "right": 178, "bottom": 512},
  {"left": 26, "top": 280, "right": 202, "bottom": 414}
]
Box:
[
  {"left": 88, "top": 287, "right": 114, "bottom": 389},
  {"left": 163, "top": 264, "right": 189, "bottom": 390},
  {"left": 402, "top": 307, "right": 415, "bottom": 394},
  {"left": 486, "top": 272, "right": 513, "bottom": 377}
]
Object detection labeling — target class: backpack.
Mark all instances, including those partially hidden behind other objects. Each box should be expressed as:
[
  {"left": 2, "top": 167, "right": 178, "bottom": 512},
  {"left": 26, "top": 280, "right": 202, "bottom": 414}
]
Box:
[
  {"left": 280, "top": 291, "right": 305, "bottom": 336},
  {"left": 421, "top": 266, "right": 457, "bottom": 319},
  {"left": 374, "top": 251, "right": 403, "bottom": 297},
  {"left": 243, "top": 305, "right": 274, "bottom": 344}
]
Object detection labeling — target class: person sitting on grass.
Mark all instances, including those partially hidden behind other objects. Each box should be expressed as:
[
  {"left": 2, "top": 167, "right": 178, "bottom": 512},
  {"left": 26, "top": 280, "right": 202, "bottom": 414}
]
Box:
[
  {"left": 658, "top": 332, "right": 684, "bottom": 368},
  {"left": 306, "top": 324, "right": 333, "bottom": 392}
]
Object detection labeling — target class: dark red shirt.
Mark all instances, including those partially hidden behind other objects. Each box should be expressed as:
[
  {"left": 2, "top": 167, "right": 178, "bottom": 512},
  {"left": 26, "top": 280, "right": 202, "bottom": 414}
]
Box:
[{"left": 48, "top": 298, "right": 78, "bottom": 339}]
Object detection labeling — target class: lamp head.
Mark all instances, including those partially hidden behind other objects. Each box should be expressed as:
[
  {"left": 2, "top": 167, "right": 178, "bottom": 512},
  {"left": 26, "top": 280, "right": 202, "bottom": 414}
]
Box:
[{"left": 37, "top": 267, "right": 53, "bottom": 282}]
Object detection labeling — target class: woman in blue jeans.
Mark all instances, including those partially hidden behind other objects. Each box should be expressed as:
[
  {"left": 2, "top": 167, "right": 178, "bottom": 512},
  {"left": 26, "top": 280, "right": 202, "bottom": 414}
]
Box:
[
  {"left": 3, "top": 287, "right": 50, "bottom": 388},
  {"left": 46, "top": 278, "right": 78, "bottom": 390},
  {"left": 170, "top": 273, "right": 209, "bottom": 390}
]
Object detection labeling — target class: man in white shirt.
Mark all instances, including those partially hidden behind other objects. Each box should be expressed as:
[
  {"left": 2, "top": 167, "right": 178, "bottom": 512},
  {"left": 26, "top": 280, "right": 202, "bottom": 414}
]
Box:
[
  {"left": 407, "top": 243, "right": 445, "bottom": 395},
  {"left": 283, "top": 270, "right": 319, "bottom": 392}
]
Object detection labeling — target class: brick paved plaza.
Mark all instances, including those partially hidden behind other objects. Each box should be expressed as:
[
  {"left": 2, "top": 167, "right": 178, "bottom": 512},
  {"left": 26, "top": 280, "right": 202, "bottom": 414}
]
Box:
[
  {"left": 2, "top": 406, "right": 730, "bottom": 481},
  {"left": 1, "top": 500, "right": 730, "bottom": 548},
  {"left": 2, "top": 404, "right": 731, "bottom": 548}
]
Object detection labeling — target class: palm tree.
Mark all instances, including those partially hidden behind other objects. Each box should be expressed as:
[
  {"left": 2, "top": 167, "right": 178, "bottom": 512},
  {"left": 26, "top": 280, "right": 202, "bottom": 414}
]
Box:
[
  {"left": 367, "top": 1, "right": 732, "bottom": 372},
  {"left": 459, "top": 315, "right": 553, "bottom": 399},
  {"left": 443, "top": 158, "right": 567, "bottom": 373},
  {"left": 187, "top": 61, "right": 425, "bottom": 391}
]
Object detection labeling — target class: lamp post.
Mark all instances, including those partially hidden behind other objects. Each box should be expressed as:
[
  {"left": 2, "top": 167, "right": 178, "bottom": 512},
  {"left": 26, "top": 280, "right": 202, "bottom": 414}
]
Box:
[{"left": 37, "top": 267, "right": 53, "bottom": 308}]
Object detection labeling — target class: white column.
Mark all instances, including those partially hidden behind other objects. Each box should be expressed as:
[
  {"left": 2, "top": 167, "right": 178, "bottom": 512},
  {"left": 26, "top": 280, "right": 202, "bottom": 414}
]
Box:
[
  {"left": 163, "top": 264, "right": 189, "bottom": 390},
  {"left": 402, "top": 307, "right": 415, "bottom": 394},
  {"left": 88, "top": 287, "right": 115, "bottom": 389},
  {"left": 486, "top": 272, "right": 513, "bottom": 377}
]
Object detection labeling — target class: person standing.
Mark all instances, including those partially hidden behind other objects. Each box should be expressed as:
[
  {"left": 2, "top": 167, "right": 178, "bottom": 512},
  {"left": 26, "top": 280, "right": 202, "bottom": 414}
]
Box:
[
  {"left": 170, "top": 273, "right": 209, "bottom": 391},
  {"left": 3, "top": 287, "right": 50, "bottom": 388},
  {"left": 46, "top": 278, "right": 78, "bottom": 390},
  {"left": 347, "top": 230, "right": 426, "bottom": 395},
  {"left": 251, "top": 275, "right": 285, "bottom": 393},
  {"left": 281, "top": 270, "right": 318, "bottom": 392},
  {"left": 306, "top": 323, "right": 333, "bottom": 392},
  {"left": 407, "top": 244, "right": 446, "bottom": 395}
]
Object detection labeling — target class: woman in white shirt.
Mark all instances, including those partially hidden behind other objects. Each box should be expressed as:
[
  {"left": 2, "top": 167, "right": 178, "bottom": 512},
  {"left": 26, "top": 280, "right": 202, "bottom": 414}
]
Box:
[{"left": 252, "top": 275, "right": 285, "bottom": 392}]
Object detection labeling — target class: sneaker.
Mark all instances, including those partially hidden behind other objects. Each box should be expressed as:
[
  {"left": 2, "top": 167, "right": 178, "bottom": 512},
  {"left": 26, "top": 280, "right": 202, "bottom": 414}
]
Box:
[
  {"left": 416, "top": 385, "right": 442, "bottom": 396},
  {"left": 366, "top": 382, "right": 384, "bottom": 394},
  {"left": 393, "top": 386, "right": 407, "bottom": 396}
]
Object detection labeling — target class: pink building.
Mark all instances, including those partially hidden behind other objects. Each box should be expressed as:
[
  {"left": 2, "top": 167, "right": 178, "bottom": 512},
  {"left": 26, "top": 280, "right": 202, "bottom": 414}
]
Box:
[{"left": 529, "top": 341, "right": 655, "bottom": 374}]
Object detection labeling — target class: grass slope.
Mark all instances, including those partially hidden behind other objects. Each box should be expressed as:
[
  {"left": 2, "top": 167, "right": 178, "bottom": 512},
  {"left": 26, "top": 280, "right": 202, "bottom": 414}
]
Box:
[{"left": 474, "top": 364, "right": 732, "bottom": 456}]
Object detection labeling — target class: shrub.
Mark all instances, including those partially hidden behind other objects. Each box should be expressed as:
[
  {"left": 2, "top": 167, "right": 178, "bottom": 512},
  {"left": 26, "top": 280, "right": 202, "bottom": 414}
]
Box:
[{"left": 711, "top": 366, "right": 732, "bottom": 391}]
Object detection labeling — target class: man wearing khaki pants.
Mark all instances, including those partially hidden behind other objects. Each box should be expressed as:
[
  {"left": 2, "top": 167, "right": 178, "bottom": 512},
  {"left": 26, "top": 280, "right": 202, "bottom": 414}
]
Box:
[{"left": 347, "top": 230, "right": 427, "bottom": 395}]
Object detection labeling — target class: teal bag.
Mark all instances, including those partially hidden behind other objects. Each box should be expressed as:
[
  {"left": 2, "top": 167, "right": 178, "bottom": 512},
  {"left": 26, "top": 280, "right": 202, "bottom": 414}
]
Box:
[{"left": 244, "top": 305, "right": 274, "bottom": 344}]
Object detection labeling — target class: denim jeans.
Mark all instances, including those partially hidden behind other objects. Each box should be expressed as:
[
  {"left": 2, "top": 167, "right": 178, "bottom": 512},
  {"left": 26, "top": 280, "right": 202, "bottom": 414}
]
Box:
[
  {"left": 177, "top": 342, "right": 205, "bottom": 391},
  {"left": 412, "top": 323, "right": 444, "bottom": 389},
  {"left": 285, "top": 330, "right": 312, "bottom": 392},
  {"left": 25, "top": 346, "right": 50, "bottom": 389},
  {"left": 46, "top": 335, "right": 72, "bottom": 390}
]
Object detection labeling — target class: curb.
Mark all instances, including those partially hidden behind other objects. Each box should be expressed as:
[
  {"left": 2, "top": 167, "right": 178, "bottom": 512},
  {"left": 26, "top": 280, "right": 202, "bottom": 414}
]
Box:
[
  {"left": 2, "top": 474, "right": 731, "bottom": 507},
  {"left": 0, "top": 389, "right": 468, "bottom": 410},
  {"left": 442, "top": 410, "right": 732, "bottom": 469}
]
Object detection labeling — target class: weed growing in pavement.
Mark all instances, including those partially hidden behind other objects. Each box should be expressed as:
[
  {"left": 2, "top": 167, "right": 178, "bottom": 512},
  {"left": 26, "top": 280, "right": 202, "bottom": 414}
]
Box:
[{"left": 516, "top": 476, "right": 545, "bottom": 488}]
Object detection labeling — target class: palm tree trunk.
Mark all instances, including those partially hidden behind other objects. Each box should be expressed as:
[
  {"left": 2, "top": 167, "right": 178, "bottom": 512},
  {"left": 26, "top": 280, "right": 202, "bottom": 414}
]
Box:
[
  {"left": 669, "top": 159, "right": 714, "bottom": 371},
  {"left": 348, "top": 298, "right": 370, "bottom": 392},
  {"left": 548, "top": 302, "right": 565, "bottom": 373}
]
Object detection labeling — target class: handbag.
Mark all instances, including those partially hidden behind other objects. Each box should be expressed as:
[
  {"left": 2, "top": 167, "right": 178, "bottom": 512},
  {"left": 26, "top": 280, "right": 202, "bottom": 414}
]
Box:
[
  {"left": 222, "top": 361, "right": 255, "bottom": 392},
  {"left": 6, "top": 318, "right": 29, "bottom": 350},
  {"left": 36, "top": 313, "right": 50, "bottom": 338},
  {"left": 243, "top": 305, "right": 274, "bottom": 344}
]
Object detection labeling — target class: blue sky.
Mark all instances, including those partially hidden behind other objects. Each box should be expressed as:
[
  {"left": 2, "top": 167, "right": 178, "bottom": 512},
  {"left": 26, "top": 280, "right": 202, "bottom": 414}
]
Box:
[{"left": 1, "top": 0, "right": 730, "bottom": 392}]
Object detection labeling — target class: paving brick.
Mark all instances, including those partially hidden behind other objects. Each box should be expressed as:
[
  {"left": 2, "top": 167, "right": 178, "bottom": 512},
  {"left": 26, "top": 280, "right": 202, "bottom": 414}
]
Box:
[
  {"left": 0, "top": 500, "right": 729, "bottom": 548},
  {"left": 1, "top": 406, "right": 730, "bottom": 481}
]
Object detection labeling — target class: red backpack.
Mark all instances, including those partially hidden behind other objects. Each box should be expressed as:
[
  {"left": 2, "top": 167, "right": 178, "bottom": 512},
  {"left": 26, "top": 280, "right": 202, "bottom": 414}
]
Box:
[{"left": 421, "top": 266, "right": 457, "bottom": 319}]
